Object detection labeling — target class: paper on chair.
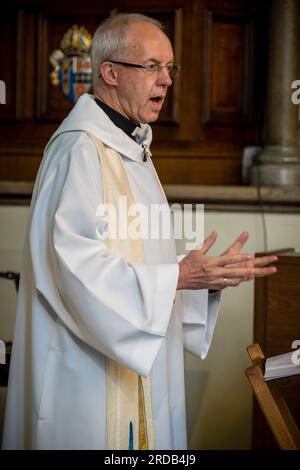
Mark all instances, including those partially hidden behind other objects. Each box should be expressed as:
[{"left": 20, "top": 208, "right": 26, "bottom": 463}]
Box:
[{"left": 264, "top": 351, "right": 300, "bottom": 381}]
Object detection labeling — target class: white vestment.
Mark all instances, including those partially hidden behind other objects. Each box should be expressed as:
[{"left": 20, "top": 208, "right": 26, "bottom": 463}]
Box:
[{"left": 2, "top": 93, "right": 220, "bottom": 450}]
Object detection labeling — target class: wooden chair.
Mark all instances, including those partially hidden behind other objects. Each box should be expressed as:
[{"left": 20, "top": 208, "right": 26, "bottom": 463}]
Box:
[{"left": 245, "top": 343, "right": 300, "bottom": 450}]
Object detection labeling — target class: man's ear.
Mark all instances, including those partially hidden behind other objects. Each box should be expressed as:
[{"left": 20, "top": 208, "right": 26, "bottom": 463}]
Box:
[{"left": 99, "top": 62, "right": 118, "bottom": 86}]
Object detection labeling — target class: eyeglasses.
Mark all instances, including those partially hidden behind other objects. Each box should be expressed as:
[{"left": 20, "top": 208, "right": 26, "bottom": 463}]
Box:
[{"left": 108, "top": 60, "right": 180, "bottom": 79}]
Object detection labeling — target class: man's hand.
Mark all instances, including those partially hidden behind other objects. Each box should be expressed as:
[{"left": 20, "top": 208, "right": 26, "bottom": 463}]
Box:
[{"left": 177, "top": 231, "right": 277, "bottom": 291}]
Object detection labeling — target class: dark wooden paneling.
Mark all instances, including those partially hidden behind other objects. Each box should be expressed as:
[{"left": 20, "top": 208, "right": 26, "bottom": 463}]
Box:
[
  {"left": 0, "top": 0, "right": 269, "bottom": 186},
  {"left": 0, "top": 152, "right": 41, "bottom": 181},
  {"left": 202, "top": 8, "right": 255, "bottom": 124},
  {"left": 153, "top": 156, "right": 241, "bottom": 185},
  {"left": 267, "top": 265, "right": 300, "bottom": 356},
  {"left": 0, "top": 10, "right": 25, "bottom": 121}
]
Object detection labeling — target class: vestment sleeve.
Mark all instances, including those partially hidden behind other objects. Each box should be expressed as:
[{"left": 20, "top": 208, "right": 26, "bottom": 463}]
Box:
[
  {"left": 177, "top": 255, "right": 221, "bottom": 358},
  {"left": 180, "top": 289, "right": 220, "bottom": 358},
  {"left": 30, "top": 133, "right": 179, "bottom": 377}
]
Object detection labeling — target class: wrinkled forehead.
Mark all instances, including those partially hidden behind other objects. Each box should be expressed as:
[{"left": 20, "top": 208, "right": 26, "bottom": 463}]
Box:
[{"left": 125, "top": 21, "right": 174, "bottom": 62}]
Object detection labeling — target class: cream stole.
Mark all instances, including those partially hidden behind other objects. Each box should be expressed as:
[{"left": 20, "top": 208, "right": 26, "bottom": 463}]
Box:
[{"left": 87, "top": 133, "right": 155, "bottom": 450}]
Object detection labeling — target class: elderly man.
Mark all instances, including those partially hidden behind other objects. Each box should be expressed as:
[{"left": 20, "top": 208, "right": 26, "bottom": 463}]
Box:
[{"left": 2, "top": 13, "right": 276, "bottom": 450}]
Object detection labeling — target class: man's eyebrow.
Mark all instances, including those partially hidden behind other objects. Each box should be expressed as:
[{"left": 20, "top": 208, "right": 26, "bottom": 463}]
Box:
[
  {"left": 145, "top": 58, "right": 160, "bottom": 64},
  {"left": 145, "top": 58, "right": 175, "bottom": 64}
]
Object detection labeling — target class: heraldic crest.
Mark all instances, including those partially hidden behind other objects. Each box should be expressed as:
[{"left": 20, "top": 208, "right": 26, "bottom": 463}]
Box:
[{"left": 49, "top": 25, "right": 92, "bottom": 102}]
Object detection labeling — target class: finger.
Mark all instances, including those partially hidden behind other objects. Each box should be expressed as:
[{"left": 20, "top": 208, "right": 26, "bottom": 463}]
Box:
[
  {"left": 252, "top": 266, "right": 277, "bottom": 277},
  {"left": 224, "top": 278, "right": 241, "bottom": 288},
  {"left": 212, "top": 277, "right": 241, "bottom": 290},
  {"left": 213, "top": 265, "right": 277, "bottom": 289},
  {"left": 214, "top": 253, "right": 252, "bottom": 267},
  {"left": 218, "top": 267, "right": 256, "bottom": 278},
  {"left": 222, "top": 231, "right": 249, "bottom": 255},
  {"left": 214, "top": 264, "right": 276, "bottom": 278},
  {"left": 250, "top": 255, "right": 278, "bottom": 267},
  {"left": 219, "top": 265, "right": 277, "bottom": 279},
  {"left": 197, "top": 231, "right": 217, "bottom": 254},
  {"left": 226, "top": 255, "right": 277, "bottom": 269}
]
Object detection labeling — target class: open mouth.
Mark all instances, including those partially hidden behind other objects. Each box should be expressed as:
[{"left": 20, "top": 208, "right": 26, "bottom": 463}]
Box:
[{"left": 149, "top": 96, "right": 164, "bottom": 104}]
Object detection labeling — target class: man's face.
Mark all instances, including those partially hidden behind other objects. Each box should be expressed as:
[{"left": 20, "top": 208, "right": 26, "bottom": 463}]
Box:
[{"left": 111, "top": 22, "right": 174, "bottom": 124}]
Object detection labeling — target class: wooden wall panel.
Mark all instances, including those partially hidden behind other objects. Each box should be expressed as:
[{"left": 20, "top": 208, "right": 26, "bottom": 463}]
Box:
[
  {"left": 202, "top": 8, "right": 255, "bottom": 124},
  {"left": 0, "top": 10, "right": 25, "bottom": 121},
  {"left": 152, "top": 156, "right": 241, "bottom": 185},
  {"left": 0, "top": 0, "right": 269, "bottom": 187}
]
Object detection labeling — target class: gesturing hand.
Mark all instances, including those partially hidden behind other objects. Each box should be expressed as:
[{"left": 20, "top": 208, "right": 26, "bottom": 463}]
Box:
[
  {"left": 177, "top": 231, "right": 277, "bottom": 291},
  {"left": 220, "top": 231, "right": 277, "bottom": 287}
]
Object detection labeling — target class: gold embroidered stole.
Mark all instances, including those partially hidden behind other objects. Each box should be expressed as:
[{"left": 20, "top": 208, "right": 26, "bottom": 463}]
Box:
[{"left": 87, "top": 133, "right": 155, "bottom": 450}]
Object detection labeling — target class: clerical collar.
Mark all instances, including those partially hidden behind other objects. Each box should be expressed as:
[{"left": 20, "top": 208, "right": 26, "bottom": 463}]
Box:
[{"left": 95, "top": 98, "right": 140, "bottom": 141}]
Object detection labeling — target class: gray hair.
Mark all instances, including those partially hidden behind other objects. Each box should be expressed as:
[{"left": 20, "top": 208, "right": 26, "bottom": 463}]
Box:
[{"left": 91, "top": 13, "right": 164, "bottom": 90}]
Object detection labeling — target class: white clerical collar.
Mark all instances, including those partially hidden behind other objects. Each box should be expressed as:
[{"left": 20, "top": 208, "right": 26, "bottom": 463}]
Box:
[{"left": 46, "top": 94, "right": 153, "bottom": 165}]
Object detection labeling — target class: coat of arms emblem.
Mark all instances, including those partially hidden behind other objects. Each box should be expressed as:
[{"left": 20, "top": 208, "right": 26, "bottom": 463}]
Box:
[{"left": 49, "top": 25, "right": 92, "bottom": 102}]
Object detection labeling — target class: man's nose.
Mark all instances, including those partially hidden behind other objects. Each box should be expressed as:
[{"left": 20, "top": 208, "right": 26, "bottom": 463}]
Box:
[{"left": 157, "top": 67, "right": 173, "bottom": 86}]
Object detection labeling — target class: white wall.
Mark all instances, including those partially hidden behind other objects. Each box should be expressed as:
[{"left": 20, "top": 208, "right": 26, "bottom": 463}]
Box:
[{"left": 0, "top": 205, "right": 299, "bottom": 448}]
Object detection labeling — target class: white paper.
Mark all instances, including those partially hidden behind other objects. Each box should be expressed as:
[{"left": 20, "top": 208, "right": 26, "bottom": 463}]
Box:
[{"left": 264, "top": 351, "right": 300, "bottom": 380}]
